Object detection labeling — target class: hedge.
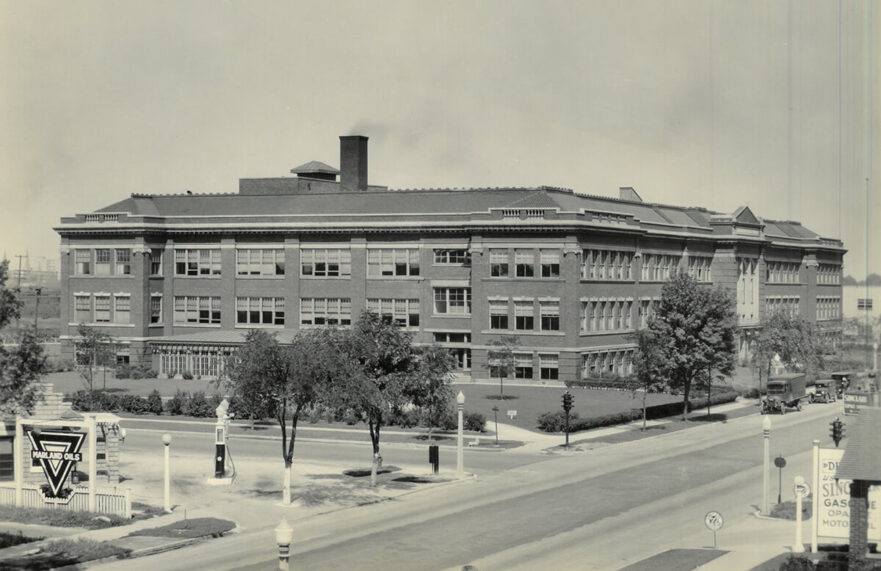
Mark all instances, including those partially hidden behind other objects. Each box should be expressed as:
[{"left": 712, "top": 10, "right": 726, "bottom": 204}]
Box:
[{"left": 634, "top": 390, "right": 739, "bottom": 421}]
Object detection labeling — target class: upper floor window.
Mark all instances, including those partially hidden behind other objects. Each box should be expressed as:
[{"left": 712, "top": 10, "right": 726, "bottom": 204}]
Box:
[
  {"left": 766, "top": 261, "right": 799, "bottom": 284},
  {"left": 75, "top": 250, "right": 91, "bottom": 275},
  {"left": 582, "top": 249, "right": 633, "bottom": 280},
  {"left": 817, "top": 264, "right": 840, "bottom": 285},
  {"left": 366, "top": 298, "right": 420, "bottom": 327},
  {"left": 490, "top": 249, "right": 509, "bottom": 277},
  {"left": 641, "top": 254, "right": 680, "bottom": 282},
  {"left": 115, "top": 249, "right": 131, "bottom": 276},
  {"left": 514, "top": 300, "right": 534, "bottom": 330},
  {"left": 581, "top": 299, "right": 634, "bottom": 333},
  {"left": 150, "top": 295, "right": 162, "bottom": 324},
  {"left": 300, "top": 249, "right": 349, "bottom": 278},
  {"left": 433, "top": 249, "right": 469, "bottom": 265},
  {"left": 174, "top": 296, "right": 222, "bottom": 324},
  {"left": 515, "top": 249, "right": 534, "bottom": 277},
  {"left": 94, "top": 295, "right": 111, "bottom": 323},
  {"left": 540, "top": 250, "right": 560, "bottom": 278},
  {"left": 95, "top": 249, "right": 112, "bottom": 276},
  {"left": 300, "top": 298, "right": 351, "bottom": 327},
  {"left": 114, "top": 295, "right": 130, "bottom": 324},
  {"left": 175, "top": 249, "right": 221, "bottom": 277},
  {"left": 150, "top": 249, "right": 163, "bottom": 276},
  {"left": 236, "top": 297, "right": 285, "bottom": 326},
  {"left": 74, "top": 295, "right": 91, "bottom": 322},
  {"left": 237, "top": 249, "right": 285, "bottom": 277},
  {"left": 687, "top": 256, "right": 712, "bottom": 282},
  {"left": 367, "top": 248, "right": 420, "bottom": 277},
  {"left": 433, "top": 287, "right": 471, "bottom": 315}
]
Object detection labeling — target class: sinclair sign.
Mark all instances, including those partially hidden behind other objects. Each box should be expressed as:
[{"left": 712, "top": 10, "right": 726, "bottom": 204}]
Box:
[
  {"left": 27, "top": 431, "right": 86, "bottom": 503},
  {"left": 816, "top": 447, "right": 881, "bottom": 540}
]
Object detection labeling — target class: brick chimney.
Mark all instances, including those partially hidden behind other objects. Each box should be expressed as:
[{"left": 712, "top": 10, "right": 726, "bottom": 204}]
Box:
[{"left": 340, "top": 135, "right": 368, "bottom": 192}]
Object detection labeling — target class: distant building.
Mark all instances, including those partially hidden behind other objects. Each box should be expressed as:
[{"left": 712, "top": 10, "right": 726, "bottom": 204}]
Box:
[{"left": 53, "top": 136, "right": 845, "bottom": 380}]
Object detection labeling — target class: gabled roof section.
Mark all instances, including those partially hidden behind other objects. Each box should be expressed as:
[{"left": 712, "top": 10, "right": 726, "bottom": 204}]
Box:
[
  {"left": 733, "top": 206, "right": 762, "bottom": 226},
  {"left": 290, "top": 161, "right": 339, "bottom": 175}
]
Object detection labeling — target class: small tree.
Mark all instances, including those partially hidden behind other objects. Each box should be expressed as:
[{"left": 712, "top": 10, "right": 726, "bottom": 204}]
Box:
[
  {"left": 223, "top": 329, "right": 327, "bottom": 504},
  {"left": 486, "top": 335, "right": 519, "bottom": 398},
  {"left": 76, "top": 324, "right": 116, "bottom": 398},
  {"left": 325, "top": 312, "right": 417, "bottom": 486},
  {"left": 649, "top": 272, "right": 738, "bottom": 421},
  {"left": 629, "top": 329, "right": 664, "bottom": 431},
  {"left": 408, "top": 344, "right": 456, "bottom": 442}
]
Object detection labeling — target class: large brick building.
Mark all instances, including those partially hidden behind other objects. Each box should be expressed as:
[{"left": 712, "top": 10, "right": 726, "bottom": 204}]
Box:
[{"left": 54, "top": 136, "right": 845, "bottom": 382}]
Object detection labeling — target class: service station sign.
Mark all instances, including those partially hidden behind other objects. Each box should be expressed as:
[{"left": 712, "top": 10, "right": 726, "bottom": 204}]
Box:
[
  {"left": 27, "top": 430, "right": 86, "bottom": 503},
  {"left": 817, "top": 447, "right": 881, "bottom": 540}
]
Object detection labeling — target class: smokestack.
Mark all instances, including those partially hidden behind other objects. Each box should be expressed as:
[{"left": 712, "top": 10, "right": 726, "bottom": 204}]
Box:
[{"left": 340, "top": 135, "right": 368, "bottom": 192}]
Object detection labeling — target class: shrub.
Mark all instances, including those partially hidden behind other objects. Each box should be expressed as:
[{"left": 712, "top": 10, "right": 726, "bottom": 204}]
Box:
[
  {"left": 744, "top": 388, "right": 761, "bottom": 399},
  {"left": 146, "top": 390, "right": 164, "bottom": 415},
  {"left": 464, "top": 412, "right": 486, "bottom": 432},
  {"left": 778, "top": 555, "right": 815, "bottom": 571},
  {"left": 96, "top": 391, "right": 121, "bottom": 411},
  {"left": 421, "top": 407, "right": 457, "bottom": 431},
  {"left": 69, "top": 391, "right": 93, "bottom": 411},
  {"left": 388, "top": 408, "right": 416, "bottom": 428},
  {"left": 342, "top": 408, "right": 364, "bottom": 426},
  {"left": 209, "top": 393, "right": 224, "bottom": 411},
  {"left": 185, "top": 391, "right": 214, "bottom": 417},
  {"left": 182, "top": 371, "right": 194, "bottom": 380},
  {"left": 165, "top": 390, "right": 187, "bottom": 416},
  {"left": 537, "top": 411, "right": 574, "bottom": 432},
  {"left": 43, "top": 538, "right": 131, "bottom": 562},
  {"left": 130, "top": 368, "right": 144, "bottom": 380},
  {"left": 114, "top": 365, "right": 132, "bottom": 379},
  {"left": 119, "top": 394, "right": 150, "bottom": 414},
  {"left": 140, "top": 368, "right": 159, "bottom": 379},
  {"left": 570, "top": 411, "right": 637, "bottom": 431}
]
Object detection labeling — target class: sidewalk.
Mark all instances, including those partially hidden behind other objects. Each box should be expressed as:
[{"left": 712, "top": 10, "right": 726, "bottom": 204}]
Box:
[{"left": 697, "top": 512, "right": 810, "bottom": 570}]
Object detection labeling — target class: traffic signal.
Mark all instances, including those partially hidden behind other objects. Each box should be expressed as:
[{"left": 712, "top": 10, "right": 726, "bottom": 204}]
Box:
[
  {"left": 830, "top": 418, "right": 845, "bottom": 447},
  {"left": 562, "top": 391, "right": 574, "bottom": 413}
]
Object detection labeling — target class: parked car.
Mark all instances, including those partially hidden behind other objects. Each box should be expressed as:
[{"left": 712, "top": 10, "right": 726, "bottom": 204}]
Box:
[
  {"left": 809, "top": 380, "right": 837, "bottom": 403},
  {"left": 762, "top": 373, "right": 808, "bottom": 414}
]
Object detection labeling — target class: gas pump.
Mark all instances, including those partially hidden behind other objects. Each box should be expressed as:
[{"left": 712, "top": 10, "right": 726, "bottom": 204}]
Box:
[{"left": 214, "top": 399, "right": 233, "bottom": 478}]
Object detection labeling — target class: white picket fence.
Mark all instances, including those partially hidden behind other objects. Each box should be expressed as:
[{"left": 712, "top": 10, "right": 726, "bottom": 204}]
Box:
[{"left": 0, "top": 483, "right": 131, "bottom": 518}]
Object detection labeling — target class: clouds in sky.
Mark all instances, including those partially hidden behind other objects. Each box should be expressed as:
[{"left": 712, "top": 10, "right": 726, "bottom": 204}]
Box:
[{"left": 1, "top": 0, "right": 877, "bottom": 276}]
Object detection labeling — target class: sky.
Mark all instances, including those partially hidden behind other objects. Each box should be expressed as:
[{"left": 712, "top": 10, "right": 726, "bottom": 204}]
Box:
[{"left": 1, "top": 0, "right": 878, "bottom": 278}]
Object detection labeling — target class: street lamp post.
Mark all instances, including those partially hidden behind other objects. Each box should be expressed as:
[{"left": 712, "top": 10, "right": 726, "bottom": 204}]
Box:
[
  {"left": 162, "top": 433, "right": 172, "bottom": 513},
  {"left": 456, "top": 391, "right": 465, "bottom": 479},
  {"left": 491, "top": 405, "right": 499, "bottom": 446},
  {"left": 275, "top": 518, "right": 293, "bottom": 570},
  {"left": 762, "top": 416, "right": 771, "bottom": 515}
]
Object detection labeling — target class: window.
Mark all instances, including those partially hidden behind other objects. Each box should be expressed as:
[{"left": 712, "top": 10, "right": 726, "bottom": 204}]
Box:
[
  {"left": 74, "top": 295, "right": 90, "bottom": 323},
  {"left": 433, "top": 288, "right": 471, "bottom": 315},
  {"left": 237, "top": 249, "right": 285, "bottom": 277},
  {"left": 515, "top": 300, "right": 534, "bottom": 330},
  {"left": 115, "top": 249, "right": 131, "bottom": 276},
  {"left": 582, "top": 249, "right": 633, "bottom": 281},
  {"left": 641, "top": 254, "right": 680, "bottom": 281},
  {"left": 539, "top": 354, "right": 559, "bottom": 380},
  {"left": 300, "top": 298, "right": 352, "bottom": 326},
  {"left": 451, "top": 348, "right": 471, "bottom": 370},
  {"left": 113, "top": 295, "right": 130, "bottom": 324},
  {"left": 688, "top": 256, "right": 712, "bottom": 282},
  {"left": 489, "top": 300, "right": 509, "bottom": 330},
  {"left": 94, "top": 295, "right": 111, "bottom": 323},
  {"left": 580, "top": 350, "right": 635, "bottom": 378},
  {"left": 515, "top": 249, "right": 534, "bottom": 277},
  {"left": 367, "top": 248, "right": 420, "bottom": 277},
  {"left": 433, "top": 332, "right": 471, "bottom": 343},
  {"left": 173, "top": 296, "right": 221, "bottom": 324},
  {"left": 300, "top": 249, "right": 351, "bottom": 278},
  {"left": 175, "top": 249, "right": 221, "bottom": 276},
  {"left": 858, "top": 298, "right": 874, "bottom": 310},
  {"left": 366, "top": 299, "right": 420, "bottom": 327},
  {"left": 514, "top": 353, "right": 533, "bottom": 379},
  {"left": 150, "top": 249, "right": 163, "bottom": 276},
  {"left": 489, "top": 249, "right": 509, "bottom": 277},
  {"left": 540, "top": 300, "right": 560, "bottom": 331},
  {"left": 95, "top": 249, "right": 112, "bottom": 276},
  {"left": 638, "top": 299, "right": 656, "bottom": 329},
  {"left": 150, "top": 295, "right": 162, "bottom": 324},
  {"left": 818, "top": 264, "right": 841, "bottom": 285},
  {"left": 236, "top": 297, "right": 285, "bottom": 326},
  {"left": 434, "top": 249, "right": 469, "bottom": 265},
  {"left": 74, "top": 250, "right": 91, "bottom": 275},
  {"left": 540, "top": 250, "right": 560, "bottom": 278},
  {"left": 766, "top": 262, "right": 799, "bottom": 284}
]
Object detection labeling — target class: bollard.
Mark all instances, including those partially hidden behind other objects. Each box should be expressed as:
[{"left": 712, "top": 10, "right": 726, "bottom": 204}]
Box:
[{"left": 275, "top": 518, "right": 293, "bottom": 570}]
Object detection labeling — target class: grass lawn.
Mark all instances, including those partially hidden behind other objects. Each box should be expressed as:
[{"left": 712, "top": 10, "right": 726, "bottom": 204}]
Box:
[
  {"left": 127, "top": 518, "right": 235, "bottom": 539},
  {"left": 0, "top": 506, "right": 129, "bottom": 530},
  {"left": 455, "top": 384, "right": 681, "bottom": 432},
  {"left": 0, "top": 538, "right": 131, "bottom": 570}
]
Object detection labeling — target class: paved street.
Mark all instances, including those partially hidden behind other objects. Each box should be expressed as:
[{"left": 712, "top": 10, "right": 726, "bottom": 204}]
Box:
[{"left": 94, "top": 401, "right": 844, "bottom": 570}]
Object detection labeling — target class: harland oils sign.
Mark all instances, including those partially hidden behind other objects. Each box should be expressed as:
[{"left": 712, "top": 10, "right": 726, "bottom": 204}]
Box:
[{"left": 27, "top": 430, "right": 86, "bottom": 503}]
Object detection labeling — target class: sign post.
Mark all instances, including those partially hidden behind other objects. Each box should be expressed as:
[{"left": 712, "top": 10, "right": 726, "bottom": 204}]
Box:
[
  {"left": 793, "top": 476, "right": 810, "bottom": 553},
  {"left": 774, "top": 455, "right": 787, "bottom": 505},
  {"left": 704, "top": 511, "right": 724, "bottom": 548}
]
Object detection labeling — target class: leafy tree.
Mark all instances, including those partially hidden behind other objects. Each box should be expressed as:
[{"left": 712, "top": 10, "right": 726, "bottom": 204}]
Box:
[
  {"left": 485, "top": 335, "right": 519, "bottom": 398},
  {"left": 842, "top": 274, "right": 858, "bottom": 286},
  {"left": 629, "top": 329, "right": 665, "bottom": 431},
  {"left": 648, "top": 272, "right": 738, "bottom": 421},
  {"left": 407, "top": 344, "right": 456, "bottom": 441},
  {"left": 752, "top": 312, "right": 823, "bottom": 389},
  {"left": 223, "top": 329, "right": 327, "bottom": 504},
  {"left": 323, "top": 312, "right": 417, "bottom": 486},
  {"left": 0, "top": 261, "right": 47, "bottom": 415},
  {"left": 865, "top": 273, "right": 881, "bottom": 286},
  {"left": 75, "top": 324, "right": 117, "bottom": 398}
]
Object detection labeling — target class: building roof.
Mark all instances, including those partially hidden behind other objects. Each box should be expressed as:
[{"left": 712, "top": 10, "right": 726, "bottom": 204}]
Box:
[
  {"left": 835, "top": 407, "right": 881, "bottom": 482},
  {"left": 290, "top": 161, "right": 340, "bottom": 175}
]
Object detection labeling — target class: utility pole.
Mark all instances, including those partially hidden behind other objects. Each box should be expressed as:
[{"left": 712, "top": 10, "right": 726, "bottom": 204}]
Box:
[
  {"left": 33, "top": 287, "right": 42, "bottom": 333},
  {"left": 14, "top": 254, "right": 25, "bottom": 329}
]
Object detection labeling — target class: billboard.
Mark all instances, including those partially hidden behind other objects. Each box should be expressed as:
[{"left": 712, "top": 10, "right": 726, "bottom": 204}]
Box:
[{"left": 816, "top": 447, "right": 881, "bottom": 541}]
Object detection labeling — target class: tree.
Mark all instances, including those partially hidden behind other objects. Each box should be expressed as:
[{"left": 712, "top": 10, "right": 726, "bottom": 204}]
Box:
[
  {"left": 407, "top": 344, "right": 456, "bottom": 442},
  {"left": 0, "top": 261, "right": 47, "bottom": 415},
  {"left": 324, "top": 312, "right": 417, "bottom": 486},
  {"left": 629, "top": 329, "right": 665, "bottom": 431},
  {"left": 753, "top": 312, "right": 823, "bottom": 389},
  {"left": 486, "top": 335, "right": 519, "bottom": 398},
  {"left": 223, "top": 329, "right": 328, "bottom": 504},
  {"left": 842, "top": 274, "right": 858, "bottom": 286},
  {"left": 75, "top": 324, "right": 116, "bottom": 397},
  {"left": 699, "top": 286, "right": 738, "bottom": 416},
  {"left": 648, "top": 272, "right": 738, "bottom": 421}
]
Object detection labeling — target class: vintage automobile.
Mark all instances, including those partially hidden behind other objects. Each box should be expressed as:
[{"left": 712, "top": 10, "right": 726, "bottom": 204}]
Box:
[
  {"left": 809, "top": 380, "right": 837, "bottom": 403},
  {"left": 761, "top": 373, "right": 808, "bottom": 414}
]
